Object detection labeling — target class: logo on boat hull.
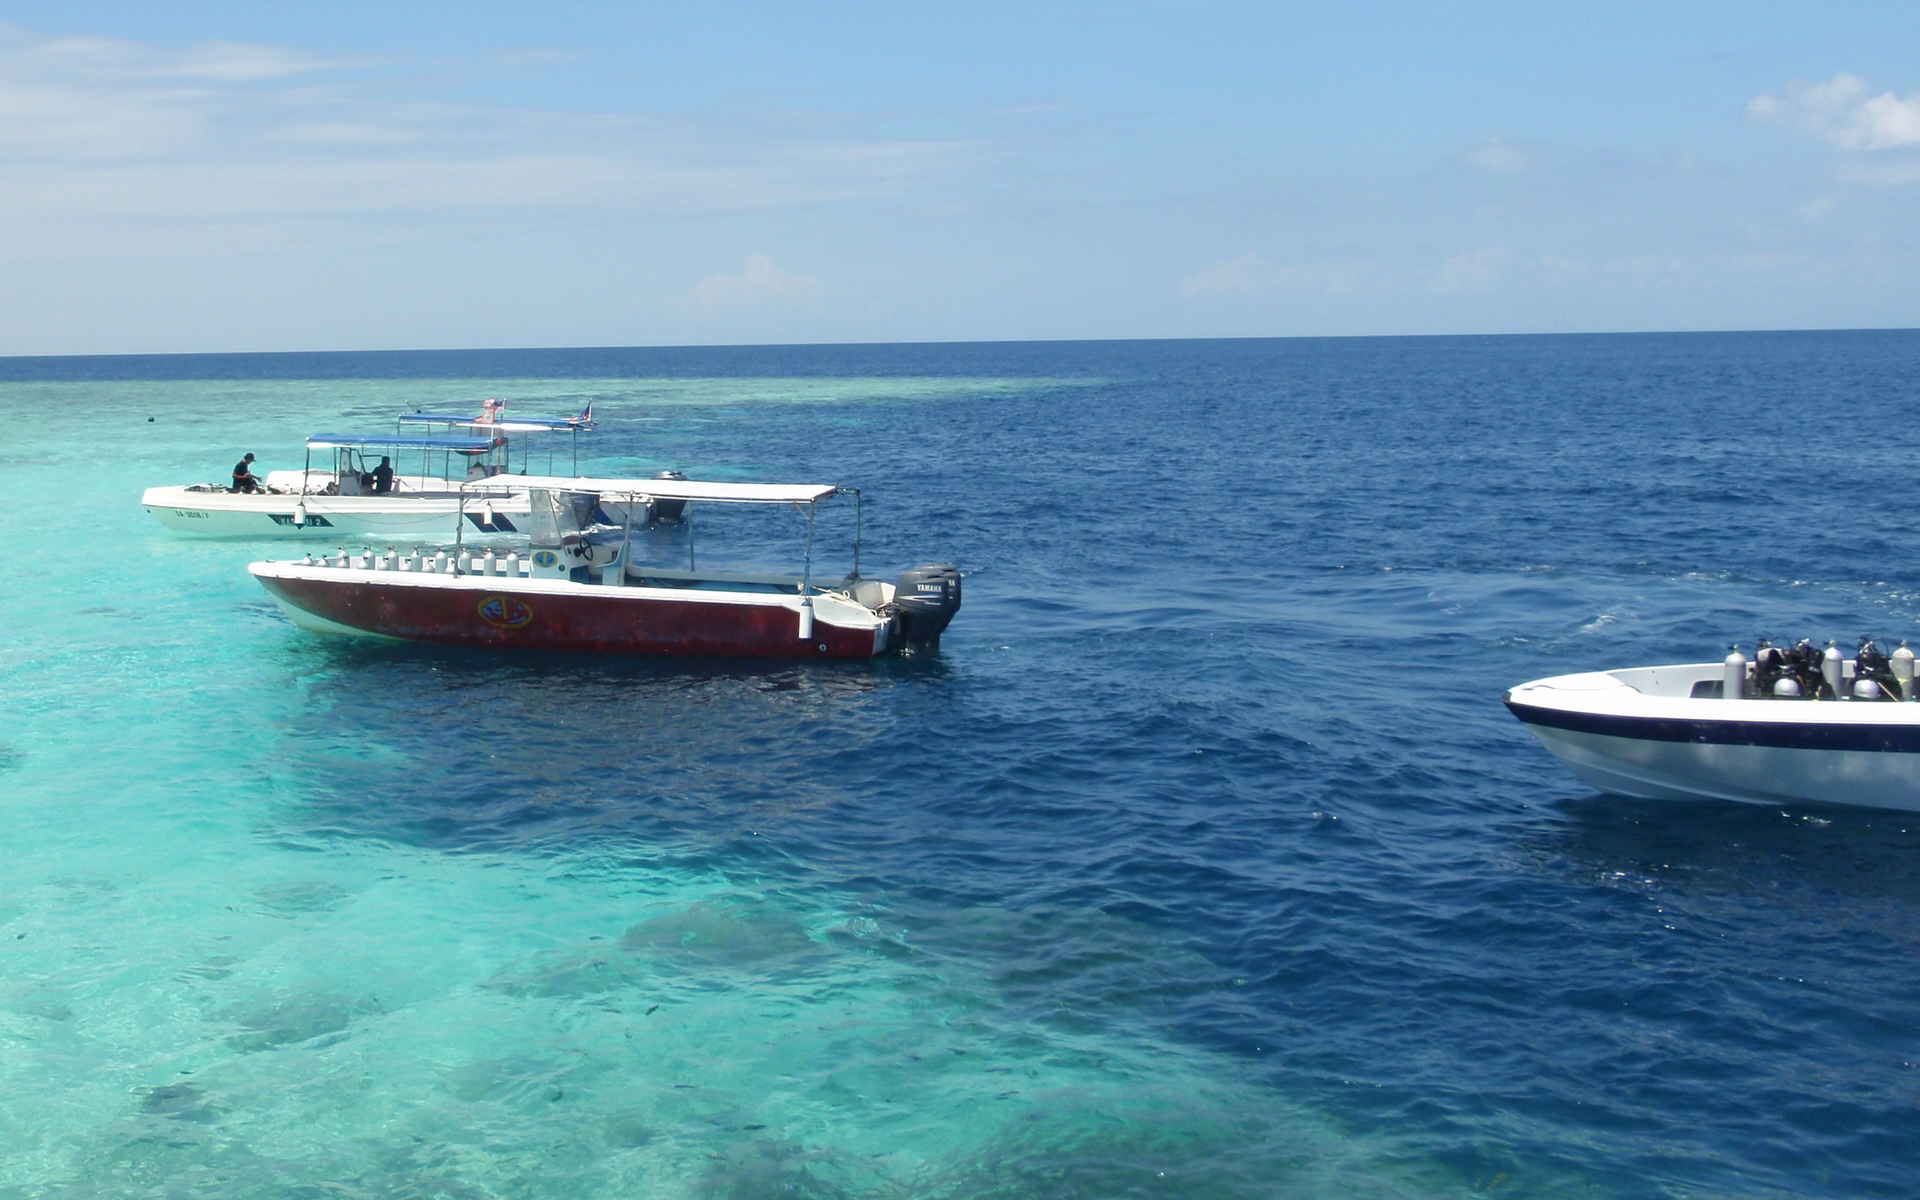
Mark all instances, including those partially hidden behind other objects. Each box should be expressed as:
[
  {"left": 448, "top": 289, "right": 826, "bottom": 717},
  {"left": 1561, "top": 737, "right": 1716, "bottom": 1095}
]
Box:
[
  {"left": 532, "top": 550, "right": 559, "bottom": 569},
  {"left": 477, "top": 596, "right": 534, "bottom": 629}
]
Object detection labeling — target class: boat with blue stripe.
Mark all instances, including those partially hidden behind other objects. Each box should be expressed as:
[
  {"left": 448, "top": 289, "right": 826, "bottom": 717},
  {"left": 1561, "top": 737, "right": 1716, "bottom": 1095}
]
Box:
[{"left": 1505, "top": 641, "right": 1920, "bottom": 810}]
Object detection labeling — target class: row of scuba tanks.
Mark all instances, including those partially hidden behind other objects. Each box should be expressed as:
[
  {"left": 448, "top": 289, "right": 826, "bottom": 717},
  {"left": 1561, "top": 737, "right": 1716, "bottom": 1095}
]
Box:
[{"left": 1723, "top": 638, "right": 1917, "bottom": 701}]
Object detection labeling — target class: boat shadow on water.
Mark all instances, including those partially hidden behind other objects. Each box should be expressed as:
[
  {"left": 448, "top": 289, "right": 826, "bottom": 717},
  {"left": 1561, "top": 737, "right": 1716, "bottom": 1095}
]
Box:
[
  {"left": 256, "top": 636, "right": 960, "bottom": 856},
  {"left": 1526, "top": 792, "right": 1920, "bottom": 911},
  {"left": 278, "top": 628, "right": 959, "bottom": 690}
]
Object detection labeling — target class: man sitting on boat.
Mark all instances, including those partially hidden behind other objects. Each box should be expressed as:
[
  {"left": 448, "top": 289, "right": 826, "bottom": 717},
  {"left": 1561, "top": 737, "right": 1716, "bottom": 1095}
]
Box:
[
  {"left": 231, "top": 453, "right": 262, "bottom": 493},
  {"left": 371, "top": 456, "right": 395, "bottom": 494}
]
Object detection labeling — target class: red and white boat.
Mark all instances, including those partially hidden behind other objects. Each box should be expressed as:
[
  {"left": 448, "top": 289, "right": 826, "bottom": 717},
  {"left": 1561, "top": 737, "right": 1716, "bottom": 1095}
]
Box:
[{"left": 247, "top": 475, "right": 961, "bottom": 659}]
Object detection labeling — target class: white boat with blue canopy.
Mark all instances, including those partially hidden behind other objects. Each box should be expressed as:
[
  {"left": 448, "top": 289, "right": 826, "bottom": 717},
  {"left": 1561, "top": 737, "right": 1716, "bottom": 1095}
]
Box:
[
  {"left": 141, "top": 431, "right": 539, "bottom": 541},
  {"left": 399, "top": 399, "right": 594, "bottom": 474}
]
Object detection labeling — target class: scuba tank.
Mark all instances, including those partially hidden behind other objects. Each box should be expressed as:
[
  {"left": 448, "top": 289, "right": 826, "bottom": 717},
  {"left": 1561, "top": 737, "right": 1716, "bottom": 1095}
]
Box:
[
  {"left": 1822, "top": 641, "right": 1844, "bottom": 701},
  {"left": 1723, "top": 644, "right": 1747, "bottom": 699}
]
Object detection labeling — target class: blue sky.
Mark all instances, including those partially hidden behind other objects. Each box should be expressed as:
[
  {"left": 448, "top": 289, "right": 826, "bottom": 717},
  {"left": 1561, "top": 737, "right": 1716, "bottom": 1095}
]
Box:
[{"left": 2, "top": 2, "right": 1918, "bottom": 353}]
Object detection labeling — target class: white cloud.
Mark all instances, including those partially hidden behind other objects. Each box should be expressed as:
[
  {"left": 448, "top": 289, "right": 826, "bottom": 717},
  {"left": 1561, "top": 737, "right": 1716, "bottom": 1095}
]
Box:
[
  {"left": 0, "top": 25, "right": 999, "bottom": 258},
  {"left": 675, "top": 255, "right": 824, "bottom": 313},
  {"left": 1435, "top": 246, "right": 1512, "bottom": 292},
  {"left": 1177, "top": 254, "right": 1372, "bottom": 299},
  {"left": 1463, "top": 140, "right": 1531, "bottom": 172},
  {"left": 1798, "top": 194, "right": 1838, "bottom": 222},
  {"left": 1748, "top": 72, "right": 1920, "bottom": 151}
]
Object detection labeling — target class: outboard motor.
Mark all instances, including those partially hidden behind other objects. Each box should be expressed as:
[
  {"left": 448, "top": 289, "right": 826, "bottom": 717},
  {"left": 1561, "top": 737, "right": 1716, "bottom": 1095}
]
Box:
[
  {"left": 652, "top": 470, "right": 689, "bottom": 523},
  {"left": 893, "top": 563, "right": 962, "bottom": 650}
]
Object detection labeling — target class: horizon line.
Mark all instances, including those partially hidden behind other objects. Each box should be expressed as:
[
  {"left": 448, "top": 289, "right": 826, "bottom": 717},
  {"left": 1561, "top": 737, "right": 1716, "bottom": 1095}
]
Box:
[{"left": 3, "top": 324, "right": 1918, "bottom": 367}]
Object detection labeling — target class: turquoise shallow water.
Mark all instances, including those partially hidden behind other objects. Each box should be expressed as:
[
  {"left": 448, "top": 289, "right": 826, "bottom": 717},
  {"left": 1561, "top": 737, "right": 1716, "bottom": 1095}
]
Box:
[
  {"left": 6, "top": 337, "right": 1920, "bottom": 1198},
  {"left": 0, "top": 374, "right": 1378, "bottom": 1199}
]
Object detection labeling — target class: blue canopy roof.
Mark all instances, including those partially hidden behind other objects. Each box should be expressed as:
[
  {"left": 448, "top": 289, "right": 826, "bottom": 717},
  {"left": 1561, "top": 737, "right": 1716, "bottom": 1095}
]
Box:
[
  {"left": 396, "top": 413, "right": 476, "bottom": 425},
  {"left": 400, "top": 413, "right": 589, "bottom": 432},
  {"left": 307, "top": 433, "right": 503, "bottom": 452}
]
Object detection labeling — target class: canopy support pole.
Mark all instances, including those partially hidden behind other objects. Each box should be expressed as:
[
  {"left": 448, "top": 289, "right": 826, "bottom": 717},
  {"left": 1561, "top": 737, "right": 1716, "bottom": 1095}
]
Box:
[
  {"left": 803, "top": 502, "right": 815, "bottom": 596},
  {"left": 849, "top": 488, "right": 862, "bottom": 581},
  {"left": 618, "top": 498, "right": 635, "bottom": 585},
  {"left": 454, "top": 488, "right": 467, "bottom": 567}
]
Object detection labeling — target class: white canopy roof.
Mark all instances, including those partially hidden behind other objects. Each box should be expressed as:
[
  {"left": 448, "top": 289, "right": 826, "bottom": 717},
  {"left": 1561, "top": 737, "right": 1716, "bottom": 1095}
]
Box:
[{"left": 465, "top": 474, "right": 840, "bottom": 504}]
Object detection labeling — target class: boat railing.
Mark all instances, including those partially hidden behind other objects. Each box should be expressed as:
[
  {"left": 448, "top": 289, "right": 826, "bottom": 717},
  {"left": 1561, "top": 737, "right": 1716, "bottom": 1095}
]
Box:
[{"left": 289, "top": 551, "right": 853, "bottom": 593}]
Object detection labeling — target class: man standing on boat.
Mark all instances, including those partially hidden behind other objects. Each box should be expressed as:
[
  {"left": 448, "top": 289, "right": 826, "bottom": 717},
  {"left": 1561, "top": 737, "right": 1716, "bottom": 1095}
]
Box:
[{"left": 231, "top": 453, "right": 262, "bottom": 493}]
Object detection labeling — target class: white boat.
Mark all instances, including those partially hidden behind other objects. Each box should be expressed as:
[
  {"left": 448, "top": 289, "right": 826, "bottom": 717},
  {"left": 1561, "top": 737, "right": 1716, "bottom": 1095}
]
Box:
[
  {"left": 1505, "top": 641, "right": 1920, "bottom": 811},
  {"left": 142, "top": 432, "right": 531, "bottom": 540},
  {"left": 142, "top": 400, "right": 603, "bottom": 542},
  {"left": 247, "top": 475, "right": 962, "bottom": 659},
  {"left": 398, "top": 398, "right": 593, "bottom": 475}
]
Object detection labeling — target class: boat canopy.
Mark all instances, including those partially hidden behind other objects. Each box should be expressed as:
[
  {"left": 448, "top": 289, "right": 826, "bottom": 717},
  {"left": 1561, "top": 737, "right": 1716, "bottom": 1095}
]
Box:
[
  {"left": 307, "top": 433, "right": 505, "bottom": 453},
  {"left": 400, "top": 414, "right": 589, "bottom": 433},
  {"left": 467, "top": 474, "right": 839, "bottom": 505}
]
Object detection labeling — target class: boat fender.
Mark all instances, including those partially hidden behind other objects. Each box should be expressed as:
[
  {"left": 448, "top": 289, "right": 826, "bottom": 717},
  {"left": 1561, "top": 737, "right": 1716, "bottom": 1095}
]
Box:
[
  {"left": 291, "top": 505, "right": 305, "bottom": 527},
  {"left": 1822, "top": 642, "right": 1844, "bottom": 700},
  {"left": 797, "top": 597, "right": 814, "bottom": 640},
  {"left": 1723, "top": 644, "right": 1746, "bottom": 700},
  {"left": 1896, "top": 642, "right": 1915, "bottom": 701}
]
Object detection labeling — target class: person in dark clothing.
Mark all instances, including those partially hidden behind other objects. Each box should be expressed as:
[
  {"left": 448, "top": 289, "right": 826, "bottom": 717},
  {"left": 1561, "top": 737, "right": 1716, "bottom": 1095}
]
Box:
[
  {"left": 231, "top": 453, "right": 262, "bottom": 493},
  {"left": 371, "top": 456, "right": 395, "bottom": 494}
]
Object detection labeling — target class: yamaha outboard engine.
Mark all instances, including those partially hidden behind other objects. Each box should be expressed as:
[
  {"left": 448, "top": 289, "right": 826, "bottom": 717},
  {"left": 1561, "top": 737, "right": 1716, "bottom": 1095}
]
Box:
[
  {"left": 652, "top": 470, "right": 688, "bottom": 523},
  {"left": 894, "top": 564, "right": 962, "bottom": 650}
]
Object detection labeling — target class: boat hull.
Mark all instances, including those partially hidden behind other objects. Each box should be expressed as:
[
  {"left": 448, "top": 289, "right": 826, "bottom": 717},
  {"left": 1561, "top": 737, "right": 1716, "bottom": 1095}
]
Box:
[
  {"left": 142, "top": 485, "right": 531, "bottom": 541},
  {"left": 250, "top": 564, "right": 890, "bottom": 659},
  {"left": 1506, "top": 666, "right": 1920, "bottom": 812}
]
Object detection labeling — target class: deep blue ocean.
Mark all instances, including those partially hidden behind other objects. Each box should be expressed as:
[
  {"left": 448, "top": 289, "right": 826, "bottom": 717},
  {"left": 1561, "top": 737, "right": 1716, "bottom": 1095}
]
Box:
[{"left": 3, "top": 332, "right": 1920, "bottom": 1198}]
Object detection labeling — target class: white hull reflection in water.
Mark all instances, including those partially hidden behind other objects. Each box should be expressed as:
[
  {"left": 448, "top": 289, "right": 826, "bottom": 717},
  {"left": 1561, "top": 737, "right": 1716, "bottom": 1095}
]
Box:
[{"left": 1506, "top": 648, "right": 1920, "bottom": 811}]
